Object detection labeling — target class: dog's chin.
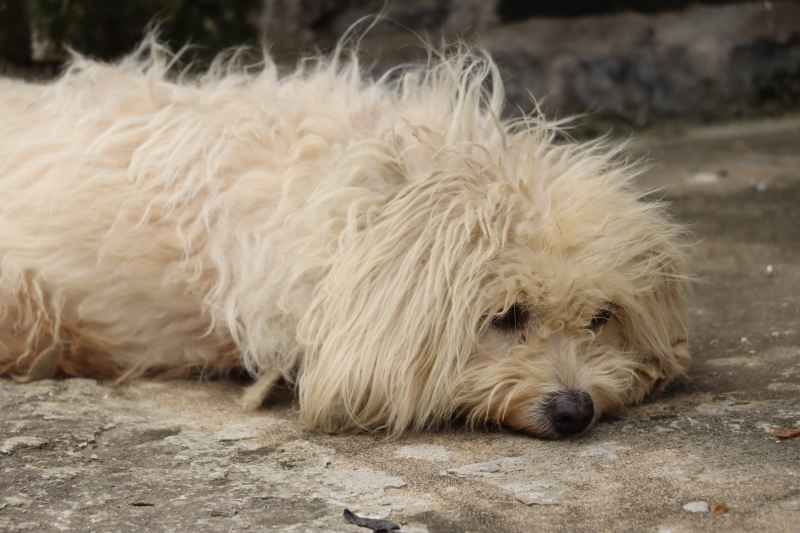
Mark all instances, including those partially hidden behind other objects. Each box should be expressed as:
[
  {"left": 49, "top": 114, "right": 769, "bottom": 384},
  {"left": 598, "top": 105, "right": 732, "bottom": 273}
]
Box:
[{"left": 504, "top": 390, "right": 600, "bottom": 440}]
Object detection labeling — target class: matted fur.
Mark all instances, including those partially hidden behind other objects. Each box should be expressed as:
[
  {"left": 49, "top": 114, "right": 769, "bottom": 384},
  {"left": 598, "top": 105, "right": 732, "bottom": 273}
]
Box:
[{"left": 0, "top": 36, "right": 690, "bottom": 438}]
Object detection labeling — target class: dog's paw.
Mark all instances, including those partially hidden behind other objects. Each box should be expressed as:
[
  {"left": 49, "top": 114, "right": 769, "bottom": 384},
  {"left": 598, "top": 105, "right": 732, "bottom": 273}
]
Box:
[
  {"left": 239, "top": 369, "right": 282, "bottom": 411},
  {"left": 672, "top": 338, "right": 690, "bottom": 365}
]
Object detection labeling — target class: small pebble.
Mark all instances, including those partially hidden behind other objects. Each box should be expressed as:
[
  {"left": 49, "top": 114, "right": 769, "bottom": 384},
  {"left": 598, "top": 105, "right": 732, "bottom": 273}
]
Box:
[
  {"left": 740, "top": 337, "right": 749, "bottom": 344},
  {"left": 755, "top": 183, "right": 768, "bottom": 192},
  {"left": 683, "top": 501, "right": 710, "bottom": 513},
  {"left": 765, "top": 264, "right": 774, "bottom": 276},
  {"left": 208, "top": 469, "right": 229, "bottom": 481}
]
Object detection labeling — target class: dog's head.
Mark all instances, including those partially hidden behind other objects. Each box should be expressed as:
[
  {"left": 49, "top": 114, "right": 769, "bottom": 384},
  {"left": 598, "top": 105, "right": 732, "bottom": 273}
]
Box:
[{"left": 295, "top": 55, "right": 689, "bottom": 438}]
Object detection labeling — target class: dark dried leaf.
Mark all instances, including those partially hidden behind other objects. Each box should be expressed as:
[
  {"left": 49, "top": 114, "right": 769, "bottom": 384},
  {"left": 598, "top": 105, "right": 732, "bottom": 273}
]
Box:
[
  {"left": 343, "top": 508, "right": 400, "bottom": 532},
  {"left": 711, "top": 502, "right": 730, "bottom": 516}
]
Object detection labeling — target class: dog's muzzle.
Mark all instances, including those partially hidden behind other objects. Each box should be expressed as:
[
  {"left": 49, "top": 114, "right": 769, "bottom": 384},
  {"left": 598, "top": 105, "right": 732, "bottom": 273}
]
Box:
[{"left": 544, "top": 390, "right": 595, "bottom": 437}]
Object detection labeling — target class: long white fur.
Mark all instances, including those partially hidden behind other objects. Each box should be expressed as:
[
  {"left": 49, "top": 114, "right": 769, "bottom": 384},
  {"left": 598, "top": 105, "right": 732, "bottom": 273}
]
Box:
[{"left": 0, "top": 35, "right": 689, "bottom": 437}]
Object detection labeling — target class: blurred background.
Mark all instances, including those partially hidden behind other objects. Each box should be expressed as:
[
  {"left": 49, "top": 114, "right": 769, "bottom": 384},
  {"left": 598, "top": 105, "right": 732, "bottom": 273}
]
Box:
[{"left": 1, "top": 1, "right": 798, "bottom": 133}]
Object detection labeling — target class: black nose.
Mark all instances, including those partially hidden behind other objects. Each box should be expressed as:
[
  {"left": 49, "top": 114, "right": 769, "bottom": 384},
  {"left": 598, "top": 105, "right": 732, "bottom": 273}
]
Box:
[{"left": 545, "top": 390, "right": 595, "bottom": 436}]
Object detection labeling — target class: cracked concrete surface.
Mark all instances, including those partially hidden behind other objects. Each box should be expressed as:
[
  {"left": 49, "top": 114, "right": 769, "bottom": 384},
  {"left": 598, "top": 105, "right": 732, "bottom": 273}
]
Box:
[{"left": 2, "top": 117, "right": 800, "bottom": 532}]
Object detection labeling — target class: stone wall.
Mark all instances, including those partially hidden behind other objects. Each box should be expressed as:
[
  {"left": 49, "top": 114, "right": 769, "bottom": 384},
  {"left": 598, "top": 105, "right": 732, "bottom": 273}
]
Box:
[{"left": 1, "top": 0, "right": 798, "bottom": 126}]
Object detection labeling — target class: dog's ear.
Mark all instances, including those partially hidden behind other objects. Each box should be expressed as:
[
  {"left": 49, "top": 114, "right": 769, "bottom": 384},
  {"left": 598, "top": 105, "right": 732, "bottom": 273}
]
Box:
[
  {"left": 296, "top": 175, "right": 504, "bottom": 435},
  {"left": 619, "top": 238, "right": 690, "bottom": 397}
]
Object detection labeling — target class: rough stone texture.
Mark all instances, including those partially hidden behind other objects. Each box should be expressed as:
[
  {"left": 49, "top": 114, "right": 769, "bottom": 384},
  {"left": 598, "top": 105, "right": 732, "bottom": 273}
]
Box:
[
  {"left": 481, "top": 3, "right": 800, "bottom": 126},
  {"left": 1, "top": 117, "right": 800, "bottom": 532},
  {"left": 265, "top": 1, "right": 800, "bottom": 126},
  {"left": 1, "top": 1, "right": 799, "bottom": 124}
]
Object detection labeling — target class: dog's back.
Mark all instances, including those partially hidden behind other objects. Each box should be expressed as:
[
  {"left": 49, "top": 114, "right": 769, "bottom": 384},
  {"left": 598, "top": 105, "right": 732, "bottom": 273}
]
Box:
[{"left": 0, "top": 42, "right": 411, "bottom": 382}]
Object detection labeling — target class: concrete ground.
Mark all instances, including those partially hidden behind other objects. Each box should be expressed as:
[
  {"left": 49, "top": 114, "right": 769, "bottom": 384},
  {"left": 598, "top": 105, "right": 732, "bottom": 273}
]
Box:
[{"left": 1, "top": 117, "right": 799, "bottom": 533}]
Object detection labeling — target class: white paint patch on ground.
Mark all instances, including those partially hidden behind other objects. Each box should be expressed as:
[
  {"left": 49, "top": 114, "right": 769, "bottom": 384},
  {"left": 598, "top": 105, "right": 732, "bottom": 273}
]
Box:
[
  {"left": 687, "top": 171, "right": 722, "bottom": 185},
  {"left": 445, "top": 456, "right": 527, "bottom": 478},
  {"left": 213, "top": 423, "right": 261, "bottom": 441},
  {"left": 395, "top": 444, "right": 452, "bottom": 463},
  {"left": 578, "top": 442, "right": 629, "bottom": 462},
  {"left": 446, "top": 457, "right": 563, "bottom": 506},
  {"left": 767, "top": 382, "right": 800, "bottom": 392},
  {"left": 505, "top": 480, "right": 562, "bottom": 506},
  {"left": 705, "top": 356, "right": 761, "bottom": 368},
  {"left": 0, "top": 436, "right": 48, "bottom": 454}
]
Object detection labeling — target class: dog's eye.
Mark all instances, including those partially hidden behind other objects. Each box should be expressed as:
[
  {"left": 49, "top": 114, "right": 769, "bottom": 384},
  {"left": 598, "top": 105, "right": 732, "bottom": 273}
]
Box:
[
  {"left": 491, "top": 303, "right": 530, "bottom": 331},
  {"left": 588, "top": 308, "right": 613, "bottom": 331}
]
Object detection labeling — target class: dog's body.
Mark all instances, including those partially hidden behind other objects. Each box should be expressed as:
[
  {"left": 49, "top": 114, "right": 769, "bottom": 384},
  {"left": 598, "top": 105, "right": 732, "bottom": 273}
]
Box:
[{"left": 0, "top": 40, "right": 689, "bottom": 438}]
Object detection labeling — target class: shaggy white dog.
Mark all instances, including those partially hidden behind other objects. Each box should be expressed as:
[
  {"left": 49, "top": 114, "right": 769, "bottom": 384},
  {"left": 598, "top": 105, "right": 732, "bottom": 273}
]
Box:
[{"left": 0, "top": 38, "right": 689, "bottom": 438}]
